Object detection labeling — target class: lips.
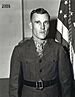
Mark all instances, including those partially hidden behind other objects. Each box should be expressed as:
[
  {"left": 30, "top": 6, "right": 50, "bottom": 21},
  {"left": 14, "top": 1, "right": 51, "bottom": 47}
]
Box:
[{"left": 40, "top": 31, "right": 45, "bottom": 33}]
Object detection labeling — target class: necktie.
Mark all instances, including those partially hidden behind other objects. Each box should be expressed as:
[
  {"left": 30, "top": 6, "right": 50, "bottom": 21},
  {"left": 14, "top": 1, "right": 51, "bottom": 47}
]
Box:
[
  {"left": 34, "top": 40, "right": 47, "bottom": 58},
  {"left": 36, "top": 43, "right": 43, "bottom": 58}
]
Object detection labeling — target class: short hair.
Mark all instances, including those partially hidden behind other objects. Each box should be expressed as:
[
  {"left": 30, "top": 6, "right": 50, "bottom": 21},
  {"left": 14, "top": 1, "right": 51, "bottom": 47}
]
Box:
[{"left": 30, "top": 8, "right": 50, "bottom": 21}]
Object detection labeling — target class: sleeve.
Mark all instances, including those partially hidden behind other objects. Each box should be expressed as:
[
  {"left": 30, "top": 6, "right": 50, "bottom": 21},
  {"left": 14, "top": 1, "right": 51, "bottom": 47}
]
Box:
[
  {"left": 58, "top": 46, "right": 74, "bottom": 97},
  {"left": 9, "top": 46, "right": 22, "bottom": 97}
]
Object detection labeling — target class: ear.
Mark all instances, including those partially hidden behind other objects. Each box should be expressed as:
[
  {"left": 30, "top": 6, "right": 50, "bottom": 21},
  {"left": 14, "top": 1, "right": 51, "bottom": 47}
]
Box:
[{"left": 29, "top": 22, "right": 32, "bottom": 30}]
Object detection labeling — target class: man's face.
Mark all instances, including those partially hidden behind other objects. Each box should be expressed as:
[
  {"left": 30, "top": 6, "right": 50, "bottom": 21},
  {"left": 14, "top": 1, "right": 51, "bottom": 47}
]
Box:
[{"left": 30, "top": 13, "right": 50, "bottom": 40}]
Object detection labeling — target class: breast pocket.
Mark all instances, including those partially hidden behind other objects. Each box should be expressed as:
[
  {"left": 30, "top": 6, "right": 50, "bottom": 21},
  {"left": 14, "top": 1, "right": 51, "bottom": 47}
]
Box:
[
  {"left": 22, "top": 58, "right": 36, "bottom": 79},
  {"left": 45, "top": 55, "right": 58, "bottom": 79}
]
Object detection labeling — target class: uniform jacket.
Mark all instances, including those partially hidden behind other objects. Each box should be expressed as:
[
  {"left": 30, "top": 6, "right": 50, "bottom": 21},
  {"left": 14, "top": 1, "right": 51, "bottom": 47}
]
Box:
[{"left": 9, "top": 38, "right": 73, "bottom": 97}]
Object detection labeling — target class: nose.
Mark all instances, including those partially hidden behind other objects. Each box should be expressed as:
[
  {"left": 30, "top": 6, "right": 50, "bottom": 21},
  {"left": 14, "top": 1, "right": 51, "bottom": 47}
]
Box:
[{"left": 41, "top": 23, "right": 45, "bottom": 30}]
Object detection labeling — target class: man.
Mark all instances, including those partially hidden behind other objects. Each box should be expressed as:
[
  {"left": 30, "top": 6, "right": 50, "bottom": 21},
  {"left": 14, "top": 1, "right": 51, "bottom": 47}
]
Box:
[{"left": 9, "top": 8, "right": 73, "bottom": 97}]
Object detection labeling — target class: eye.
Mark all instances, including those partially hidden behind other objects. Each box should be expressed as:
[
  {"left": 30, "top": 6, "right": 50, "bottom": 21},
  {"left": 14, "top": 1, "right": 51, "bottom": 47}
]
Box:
[
  {"left": 35, "top": 21, "right": 40, "bottom": 24},
  {"left": 44, "top": 21, "right": 49, "bottom": 25}
]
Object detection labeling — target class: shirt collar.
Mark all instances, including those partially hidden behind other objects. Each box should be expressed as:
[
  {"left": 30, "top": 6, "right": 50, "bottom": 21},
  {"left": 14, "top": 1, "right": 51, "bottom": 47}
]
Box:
[{"left": 33, "top": 37, "right": 47, "bottom": 47}]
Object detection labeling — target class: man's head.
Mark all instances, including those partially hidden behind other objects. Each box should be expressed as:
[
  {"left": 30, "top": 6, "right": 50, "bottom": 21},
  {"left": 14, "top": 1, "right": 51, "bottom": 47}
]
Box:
[{"left": 29, "top": 8, "right": 50, "bottom": 40}]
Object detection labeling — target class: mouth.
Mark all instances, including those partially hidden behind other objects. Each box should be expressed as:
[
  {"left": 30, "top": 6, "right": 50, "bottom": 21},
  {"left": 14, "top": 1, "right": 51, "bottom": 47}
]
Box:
[{"left": 40, "top": 31, "right": 45, "bottom": 33}]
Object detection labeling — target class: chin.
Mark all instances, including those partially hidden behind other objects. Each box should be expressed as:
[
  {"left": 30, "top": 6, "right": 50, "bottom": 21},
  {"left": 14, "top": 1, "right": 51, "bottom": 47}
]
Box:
[
  {"left": 39, "top": 36, "right": 46, "bottom": 40},
  {"left": 39, "top": 33, "right": 47, "bottom": 39}
]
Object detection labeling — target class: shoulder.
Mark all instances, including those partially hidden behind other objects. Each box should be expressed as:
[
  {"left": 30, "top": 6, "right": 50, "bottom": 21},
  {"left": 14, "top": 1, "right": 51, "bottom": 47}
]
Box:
[
  {"left": 18, "top": 37, "right": 31, "bottom": 47},
  {"left": 13, "top": 37, "right": 31, "bottom": 52},
  {"left": 49, "top": 39, "right": 69, "bottom": 54},
  {"left": 49, "top": 39, "right": 64, "bottom": 49},
  {"left": 18, "top": 37, "right": 31, "bottom": 45}
]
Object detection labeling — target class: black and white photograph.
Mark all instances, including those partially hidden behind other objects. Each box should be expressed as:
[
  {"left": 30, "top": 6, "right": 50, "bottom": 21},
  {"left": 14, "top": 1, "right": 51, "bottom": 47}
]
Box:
[{"left": 0, "top": 0, "right": 75, "bottom": 97}]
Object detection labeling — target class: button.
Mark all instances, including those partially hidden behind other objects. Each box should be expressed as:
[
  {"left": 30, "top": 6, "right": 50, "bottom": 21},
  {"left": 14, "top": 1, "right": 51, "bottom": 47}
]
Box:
[
  {"left": 40, "top": 69, "right": 42, "bottom": 72},
  {"left": 39, "top": 59, "right": 42, "bottom": 63}
]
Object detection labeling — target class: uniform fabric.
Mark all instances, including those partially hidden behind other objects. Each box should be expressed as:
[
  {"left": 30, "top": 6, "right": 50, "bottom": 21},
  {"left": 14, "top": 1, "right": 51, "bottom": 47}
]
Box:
[{"left": 9, "top": 37, "right": 73, "bottom": 97}]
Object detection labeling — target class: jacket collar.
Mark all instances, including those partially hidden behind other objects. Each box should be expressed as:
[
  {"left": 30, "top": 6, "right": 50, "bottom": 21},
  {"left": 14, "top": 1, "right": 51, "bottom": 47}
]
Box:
[{"left": 28, "top": 37, "right": 54, "bottom": 58}]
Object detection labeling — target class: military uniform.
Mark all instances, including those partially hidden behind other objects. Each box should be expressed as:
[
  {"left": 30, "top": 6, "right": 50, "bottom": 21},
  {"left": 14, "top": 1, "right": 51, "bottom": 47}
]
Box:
[{"left": 9, "top": 38, "right": 73, "bottom": 97}]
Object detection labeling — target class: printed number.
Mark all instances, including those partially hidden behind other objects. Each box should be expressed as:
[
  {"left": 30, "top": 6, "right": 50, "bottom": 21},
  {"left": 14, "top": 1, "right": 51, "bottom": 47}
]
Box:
[{"left": 2, "top": 4, "right": 10, "bottom": 8}]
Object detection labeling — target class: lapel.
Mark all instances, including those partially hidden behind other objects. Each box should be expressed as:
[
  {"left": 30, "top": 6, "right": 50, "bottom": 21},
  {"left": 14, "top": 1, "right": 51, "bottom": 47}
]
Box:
[
  {"left": 26, "top": 37, "right": 53, "bottom": 59},
  {"left": 26, "top": 37, "right": 39, "bottom": 59},
  {"left": 43, "top": 39, "right": 53, "bottom": 57}
]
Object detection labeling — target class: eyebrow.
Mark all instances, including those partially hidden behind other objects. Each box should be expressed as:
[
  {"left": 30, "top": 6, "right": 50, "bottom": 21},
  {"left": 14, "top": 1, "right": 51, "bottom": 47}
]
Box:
[
  {"left": 34, "top": 20, "right": 40, "bottom": 23},
  {"left": 34, "top": 20, "right": 49, "bottom": 23},
  {"left": 44, "top": 20, "right": 49, "bottom": 23}
]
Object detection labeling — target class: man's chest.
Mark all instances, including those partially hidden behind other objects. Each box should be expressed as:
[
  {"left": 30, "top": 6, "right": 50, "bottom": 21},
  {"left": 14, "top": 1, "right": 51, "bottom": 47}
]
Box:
[{"left": 21, "top": 47, "right": 59, "bottom": 80}]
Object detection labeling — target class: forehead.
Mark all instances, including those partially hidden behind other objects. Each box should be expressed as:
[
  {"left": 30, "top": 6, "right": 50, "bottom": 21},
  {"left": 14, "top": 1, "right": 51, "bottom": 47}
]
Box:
[{"left": 32, "top": 13, "right": 49, "bottom": 22}]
